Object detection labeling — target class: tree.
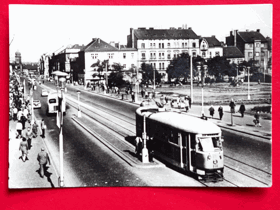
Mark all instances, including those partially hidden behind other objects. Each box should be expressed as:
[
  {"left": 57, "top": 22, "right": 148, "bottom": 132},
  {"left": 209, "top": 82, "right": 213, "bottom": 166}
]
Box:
[
  {"left": 238, "top": 59, "right": 261, "bottom": 81},
  {"left": 91, "top": 59, "right": 109, "bottom": 81},
  {"left": 206, "top": 56, "right": 232, "bottom": 79},
  {"left": 107, "top": 62, "right": 127, "bottom": 88},
  {"left": 167, "top": 53, "right": 191, "bottom": 83},
  {"left": 141, "top": 63, "right": 162, "bottom": 85}
]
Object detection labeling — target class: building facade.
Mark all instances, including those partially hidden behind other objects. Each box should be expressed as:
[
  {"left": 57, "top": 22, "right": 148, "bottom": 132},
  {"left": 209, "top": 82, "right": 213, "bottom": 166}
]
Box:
[
  {"left": 199, "top": 36, "right": 223, "bottom": 59},
  {"left": 127, "top": 27, "right": 200, "bottom": 81},
  {"left": 226, "top": 29, "right": 269, "bottom": 72},
  {"left": 223, "top": 46, "right": 245, "bottom": 64}
]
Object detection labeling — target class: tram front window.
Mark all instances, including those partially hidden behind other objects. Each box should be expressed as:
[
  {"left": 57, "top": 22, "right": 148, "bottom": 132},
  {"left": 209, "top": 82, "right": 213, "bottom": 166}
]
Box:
[{"left": 198, "top": 137, "right": 215, "bottom": 152}]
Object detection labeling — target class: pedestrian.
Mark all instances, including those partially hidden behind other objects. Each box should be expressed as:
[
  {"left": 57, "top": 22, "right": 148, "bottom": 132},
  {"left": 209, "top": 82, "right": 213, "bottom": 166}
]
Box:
[
  {"left": 254, "top": 111, "right": 261, "bottom": 127},
  {"left": 37, "top": 148, "right": 51, "bottom": 178},
  {"left": 144, "top": 90, "right": 148, "bottom": 99},
  {"left": 238, "top": 102, "right": 246, "bottom": 117},
  {"left": 24, "top": 126, "right": 33, "bottom": 150},
  {"left": 135, "top": 136, "right": 143, "bottom": 158},
  {"left": 41, "top": 119, "right": 46, "bottom": 138},
  {"left": 209, "top": 105, "right": 215, "bottom": 118},
  {"left": 17, "top": 108, "right": 23, "bottom": 121},
  {"left": 184, "top": 96, "right": 189, "bottom": 112},
  {"left": 141, "top": 89, "right": 144, "bottom": 98},
  {"left": 229, "top": 98, "right": 236, "bottom": 113},
  {"left": 19, "top": 137, "right": 29, "bottom": 162},
  {"left": 201, "top": 113, "right": 208, "bottom": 120},
  {"left": 13, "top": 106, "right": 18, "bottom": 121},
  {"left": 160, "top": 95, "right": 165, "bottom": 105},
  {"left": 16, "top": 120, "right": 23, "bottom": 138},
  {"left": 218, "top": 106, "right": 224, "bottom": 120},
  {"left": 32, "top": 120, "right": 38, "bottom": 138},
  {"left": 20, "top": 114, "right": 27, "bottom": 130},
  {"left": 131, "top": 91, "right": 135, "bottom": 102},
  {"left": 188, "top": 96, "right": 192, "bottom": 109}
]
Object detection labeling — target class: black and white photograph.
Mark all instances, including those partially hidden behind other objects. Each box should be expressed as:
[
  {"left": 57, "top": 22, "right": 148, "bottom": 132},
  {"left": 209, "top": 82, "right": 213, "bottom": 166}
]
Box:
[{"left": 8, "top": 4, "right": 272, "bottom": 188}]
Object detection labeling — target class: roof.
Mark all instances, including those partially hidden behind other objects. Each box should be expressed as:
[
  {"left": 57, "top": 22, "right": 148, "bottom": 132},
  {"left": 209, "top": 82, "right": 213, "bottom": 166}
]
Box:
[
  {"left": 238, "top": 31, "right": 267, "bottom": 43},
  {"left": 119, "top": 48, "right": 137, "bottom": 51},
  {"left": 223, "top": 46, "right": 244, "bottom": 58},
  {"left": 202, "top": 36, "right": 222, "bottom": 47},
  {"left": 82, "top": 38, "right": 119, "bottom": 52},
  {"left": 133, "top": 28, "right": 199, "bottom": 40},
  {"left": 136, "top": 107, "right": 221, "bottom": 134}
]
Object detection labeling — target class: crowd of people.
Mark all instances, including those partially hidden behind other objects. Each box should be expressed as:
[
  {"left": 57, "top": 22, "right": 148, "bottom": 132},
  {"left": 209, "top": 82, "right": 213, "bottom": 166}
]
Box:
[{"left": 10, "top": 72, "right": 51, "bottom": 178}]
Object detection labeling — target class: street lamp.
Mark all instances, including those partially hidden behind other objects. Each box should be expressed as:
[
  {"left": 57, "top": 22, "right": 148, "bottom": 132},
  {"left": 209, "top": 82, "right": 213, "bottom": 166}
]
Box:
[
  {"left": 77, "top": 90, "right": 81, "bottom": 117},
  {"left": 247, "top": 66, "right": 251, "bottom": 100},
  {"left": 134, "top": 67, "right": 139, "bottom": 103},
  {"left": 52, "top": 70, "right": 68, "bottom": 187},
  {"left": 190, "top": 54, "right": 193, "bottom": 102},
  {"left": 153, "top": 66, "right": 156, "bottom": 93}
]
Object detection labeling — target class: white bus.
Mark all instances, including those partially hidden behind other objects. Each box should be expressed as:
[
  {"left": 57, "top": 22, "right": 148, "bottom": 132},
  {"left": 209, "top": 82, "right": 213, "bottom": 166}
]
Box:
[{"left": 46, "top": 92, "right": 66, "bottom": 115}]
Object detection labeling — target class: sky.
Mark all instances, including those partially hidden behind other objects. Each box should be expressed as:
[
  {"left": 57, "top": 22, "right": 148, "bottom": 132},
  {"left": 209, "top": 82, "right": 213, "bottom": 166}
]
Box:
[{"left": 9, "top": 4, "right": 272, "bottom": 62}]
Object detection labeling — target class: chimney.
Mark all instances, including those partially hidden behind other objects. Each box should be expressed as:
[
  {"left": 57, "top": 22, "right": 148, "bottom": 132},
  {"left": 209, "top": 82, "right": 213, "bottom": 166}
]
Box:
[
  {"left": 182, "top": 24, "right": 184, "bottom": 29},
  {"left": 234, "top": 30, "right": 238, "bottom": 47},
  {"left": 131, "top": 28, "right": 134, "bottom": 48},
  {"left": 212, "top": 35, "right": 215, "bottom": 38},
  {"left": 256, "top": 29, "right": 260, "bottom": 33},
  {"left": 188, "top": 27, "right": 192, "bottom": 30},
  {"left": 98, "top": 38, "right": 100, "bottom": 43},
  {"left": 185, "top": 24, "right": 187, "bottom": 29},
  {"left": 118, "top": 42, "right": 120, "bottom": 50},
  {"left": 246, "top": 29, "right": 249, "bottom": 32},
  {"left": 230, "top": 31, "right": 233, "bottom": 36}
]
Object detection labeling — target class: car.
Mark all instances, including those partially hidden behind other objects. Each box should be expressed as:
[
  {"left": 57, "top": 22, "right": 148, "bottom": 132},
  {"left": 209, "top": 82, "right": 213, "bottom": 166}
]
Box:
[
  {"left": 33, "top": 100, "right": 41, "bottom": 109},
  {"left": 41, "top": 89, "right": 49, "bottom": 97}
]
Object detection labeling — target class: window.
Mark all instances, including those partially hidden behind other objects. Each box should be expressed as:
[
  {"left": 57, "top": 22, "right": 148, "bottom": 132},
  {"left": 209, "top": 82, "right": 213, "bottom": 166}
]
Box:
[
  {"left": 141, "top": 53, "right": 146, "bottom": 59},
  {"left": 162, "top": 63, "right": 165, "bottom": 70},
  {"left": 159, "top": 63, "right": 161, "bottom": 70},
  {"left": 131, "top": 53, "right": 134, "bottom": 58},
  {"left": 169, "top": 130, "right": 179, "bottom": 145},
  {"left": 167, "top": 53, "right": 171, "bottom": 59},
  {"left": 256, "top": 43, "right": 260, "bottom": 48},
  {"left": 248, "top": 52, "right": 253, "bottom": 57},
  {"left": 141, "top": 43, "right": 145, "bottom": 49},
  {"left": 123, "top": 53, "right": 126, "bottom": 59},
  {"left": 154, "top": 53, "right": 156, "bottom": 59},
  {"left": 250, "top": 44, "right": 253, "bottom": 48},
  {"left": 202, "top": 52, "right": 206, "bottom": 57},
  {"left": 193, "top": 42, "right": 196, "bottom": 48},
  {"left": 123, "top": 64, "right": 126, "bottom": 68},
  {"left": 162, "top": 43, "right": 164, "bottom": 49},
  {"left": 49, "top": 99, "right": 56, "bottom": 104},
  {"left": 209, "top": 52, "right": 212, "bottom": 58},
  {"left": 261, "top": 52, "right": 265, "bottom": 57},
  {"left": 185, "top": 43, "right": 187, "bottom": 48},
  {"left": 261, "top": 44, "right": 264, "bottom": 48},
  {"left": 192, "top": 51, "right": 196, "bottom": 57},
  {"left": 182, "top": 43, "right": 184, "bottom": 48},
  {"left": 159, "top": 53, "right": 161, "bottom": 59},
  {"left": 108, "top": 53, "right": 114, "bottom": 59},
  {"left": 167, "top": 43, "right": 170, "bottom": 48},
  {"left": 153, "top": 63, "right": 156, "bottom": 69},
  {"left": 153, "top": 43, "right": 155, "bottom": 47},
  {"left": 159, "top": 43, "right": 161, "bottom": 48},
  {"left": 162, "top": 53, "right": 164, "bottom": 59},
  {"left": 215, "top": 52, "right": 220, "bottom": 56},
  {"left": 256, "top": 52, "right": 260, "bottom": 57},
  {"left": 150, "top": 53, "right": 153, "bottom": 59},
  {"left": 150, "top": 43, "right": 153, "bottom": 48},
  {"left": 91, "top": 54, "right": 98, "bottom": 59}
]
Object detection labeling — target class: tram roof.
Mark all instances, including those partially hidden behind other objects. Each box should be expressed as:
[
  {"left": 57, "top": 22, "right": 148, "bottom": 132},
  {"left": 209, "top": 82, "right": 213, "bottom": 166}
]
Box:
[{"left": 136, "top": 108, "right": 221, "bottom": 134}]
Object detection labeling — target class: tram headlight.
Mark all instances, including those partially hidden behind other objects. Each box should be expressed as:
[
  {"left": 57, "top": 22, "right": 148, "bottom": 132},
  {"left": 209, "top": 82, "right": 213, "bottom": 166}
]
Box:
[{"left": 207, "top": 154, "right": 211, "bottom": 160}]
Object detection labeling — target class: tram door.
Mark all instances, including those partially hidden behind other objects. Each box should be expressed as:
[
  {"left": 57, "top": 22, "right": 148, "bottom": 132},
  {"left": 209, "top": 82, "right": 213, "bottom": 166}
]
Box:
[{"left": 182, "top": 132, "right": 188, "bottom": 169}]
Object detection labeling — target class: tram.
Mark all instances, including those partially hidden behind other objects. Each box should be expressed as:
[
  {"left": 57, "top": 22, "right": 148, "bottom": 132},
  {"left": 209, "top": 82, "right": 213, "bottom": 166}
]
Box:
[{"left": 136, "top": 106, "right": 224, "bottom": 181}]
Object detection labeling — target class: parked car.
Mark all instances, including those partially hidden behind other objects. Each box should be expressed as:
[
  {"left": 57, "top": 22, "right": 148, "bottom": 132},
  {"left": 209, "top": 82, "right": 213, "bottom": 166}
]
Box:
[
  {"left": 41, "top": 89, "right": 49, "bottom": 97},
  {"left": 33, "top": 100, "right": 41, "bottom": 109}
]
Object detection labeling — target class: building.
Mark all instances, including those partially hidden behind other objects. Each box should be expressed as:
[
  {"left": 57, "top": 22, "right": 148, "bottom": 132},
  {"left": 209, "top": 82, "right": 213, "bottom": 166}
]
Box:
[
  {"left": 77, "top": 38, "right": 137, "bottom": 85},
  {"left": 127, "top": 26, "right": 200, "bottom": 81},
  {"left": 226, "top": 29, "right": 269, "bottom": 73},
  {"left": 15, "top": 51, "right": 22, "bottom": 64},
  {"left": 223, "top": 46, "right": 244, "bottom": 64},
  {"left": 199, "top": 36, "right": 223, "bottom": 59}
]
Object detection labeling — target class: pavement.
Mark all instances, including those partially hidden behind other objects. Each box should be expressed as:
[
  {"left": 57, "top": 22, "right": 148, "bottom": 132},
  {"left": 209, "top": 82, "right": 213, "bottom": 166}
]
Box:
[
  {"left": 9, "top": 79, "right": 272, "bottom": 188},
  {"left": 9, "top": 118, "right": 59, "bottom": 189}
]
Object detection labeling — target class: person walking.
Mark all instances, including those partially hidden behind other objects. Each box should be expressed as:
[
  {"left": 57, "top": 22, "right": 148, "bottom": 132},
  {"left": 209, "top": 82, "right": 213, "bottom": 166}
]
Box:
[
  {"left": 13, "top": 106, "right": 18, "bottom": 121},
  {"left": 32, "top": 120, "right": 38, "bottom": 138},
  {"left": 37, "top": 148, "right": 51, "bottom": 178},
  {"left": 239, "top": 102, "right": 246, "bottom": 117},
  {"left": 254, "top": 111, "right": 261, "bottom": 127},
  {"left": 188, "top": 96, "right": 192, "bottom": 109},
  {"left": 24, "top": 127, "right": 33, "bottom": 150},
  {"left": 184, "top": 97, "right": 189, "bottom": 112},
  {"left": 19, "top": 137, "right": 29, "bottom": 162},
  {"left": 131, "top": 91, "right": 135, "bottom": 102},
  {"left": 229, "top": 98, "right": 236, "bottom": 113},
  {"left": 16, "top": 120, "right": 23, "bottom": 139},
  {"left": 218, "top": 106, "right": 224, "bottom": 120},
  {"left": 209, "top": 105, "right": 215, "bottom": 118},
  {"left": 41, "top": 119, "right": 46, "bottom": 138}
]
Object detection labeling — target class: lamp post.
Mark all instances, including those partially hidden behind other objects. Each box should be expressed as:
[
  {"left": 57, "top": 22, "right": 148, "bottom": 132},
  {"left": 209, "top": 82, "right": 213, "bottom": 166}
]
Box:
[
  {"left": 52, "top": 70, "right": 68, "bottom": 187},
  {"left": 134, "top": 67, "right": 139, "bottom": 103},
  {"left": 77, "top": 90, "right": 81, "bottom": 117},
  {"left": 247, "top": 67, "right": 251, "bottom": 100},
  {"left": 153, "top": 66, "right": 156, "bottom": 93},
  {"left": 190, "top": 54, "right": 193, "bottom": 102}
]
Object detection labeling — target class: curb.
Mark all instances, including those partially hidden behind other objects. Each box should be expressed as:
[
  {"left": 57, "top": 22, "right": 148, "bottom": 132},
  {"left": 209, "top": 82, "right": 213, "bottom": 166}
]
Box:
[{"left": 72, "top": 115, "right": 165, "bottom": 169}]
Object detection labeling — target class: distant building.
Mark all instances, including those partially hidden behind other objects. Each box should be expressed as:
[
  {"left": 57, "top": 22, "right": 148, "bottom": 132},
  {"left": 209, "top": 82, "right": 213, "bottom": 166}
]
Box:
[
  {"left": 223, "top": 46, "right": 244, "bottom": 64},
  {"left": 77, "top": 38, "right": 137, "bottom": 85},
  {"left": 199, "top": 36, "right": 223, "bottom": 59},
  {"left": 226, "top": 29, "right": 269, "bottom": 73},
  {"left": 127, "top": 26, "right": 200, "bottom": 81},
  {"left": 15, "top": 51, "right": 22, "bottom": 64}
]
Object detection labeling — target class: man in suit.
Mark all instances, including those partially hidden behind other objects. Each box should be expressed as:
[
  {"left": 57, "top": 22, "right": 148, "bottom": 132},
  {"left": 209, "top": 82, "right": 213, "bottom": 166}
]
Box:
[{"left": 37, "top": 148, "right": 51, "bottom": 178}]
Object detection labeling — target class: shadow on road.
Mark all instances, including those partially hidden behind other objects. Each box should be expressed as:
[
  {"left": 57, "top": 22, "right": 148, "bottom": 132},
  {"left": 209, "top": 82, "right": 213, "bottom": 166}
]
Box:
[{"left": 35, "top": 166, "right": 55, "bottom": 188}]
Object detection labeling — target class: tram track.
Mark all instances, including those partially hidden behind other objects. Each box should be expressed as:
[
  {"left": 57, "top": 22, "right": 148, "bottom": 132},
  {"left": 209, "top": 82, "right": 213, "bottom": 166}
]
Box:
[{"left": 65, "top": 95, "right": 271, "bottom": 187}]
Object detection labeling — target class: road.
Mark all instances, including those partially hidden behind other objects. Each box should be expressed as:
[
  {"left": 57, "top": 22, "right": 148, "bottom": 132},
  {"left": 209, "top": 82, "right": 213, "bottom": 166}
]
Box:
[{"left": 27, "top": 79, "right": 271, "bottom": 186}]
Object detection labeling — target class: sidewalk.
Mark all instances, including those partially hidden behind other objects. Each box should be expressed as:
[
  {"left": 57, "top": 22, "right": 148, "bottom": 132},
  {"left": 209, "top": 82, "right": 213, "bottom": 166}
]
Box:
[{"left": 8, "top": 119, "right": 59, "bottom": 189}]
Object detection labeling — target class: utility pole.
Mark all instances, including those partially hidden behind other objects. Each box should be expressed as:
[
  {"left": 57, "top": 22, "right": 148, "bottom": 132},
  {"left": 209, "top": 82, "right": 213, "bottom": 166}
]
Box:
[{"left": 190, "top": 54, "right": 193, "bottom": 102}]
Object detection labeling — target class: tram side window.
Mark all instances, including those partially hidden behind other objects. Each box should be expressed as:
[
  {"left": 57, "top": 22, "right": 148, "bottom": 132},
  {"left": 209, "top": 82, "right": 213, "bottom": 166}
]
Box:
[
  {"left": 169, "top": 129, "right": 179, "bottom": 145},
  {"left": 198, "top": 137, "right": 215, "bottom": 152},
  {"left": 190, "top": 133, "right": 196, "bottom": 149}
]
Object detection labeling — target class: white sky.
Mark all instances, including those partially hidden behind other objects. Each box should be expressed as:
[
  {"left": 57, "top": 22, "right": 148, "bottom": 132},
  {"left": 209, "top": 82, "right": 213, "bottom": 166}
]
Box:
[{"left": 9, "top": 4, "right": 272, "bottom": 62}]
